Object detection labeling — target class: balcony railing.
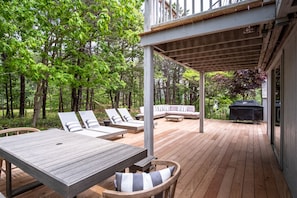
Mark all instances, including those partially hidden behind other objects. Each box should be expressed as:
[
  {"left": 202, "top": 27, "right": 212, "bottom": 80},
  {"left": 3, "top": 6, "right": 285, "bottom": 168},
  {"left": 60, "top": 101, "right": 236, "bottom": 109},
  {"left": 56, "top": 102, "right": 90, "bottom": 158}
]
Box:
[{"left": 149, "top": 0, "right": 247, "bottom": 26}]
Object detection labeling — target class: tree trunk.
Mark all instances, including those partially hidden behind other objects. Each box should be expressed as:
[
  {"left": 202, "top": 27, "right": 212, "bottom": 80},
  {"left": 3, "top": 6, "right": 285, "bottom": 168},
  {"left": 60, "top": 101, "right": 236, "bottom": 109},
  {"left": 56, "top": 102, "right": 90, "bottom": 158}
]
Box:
[
  {"left": 59, "top": 87, "right": 64, "bottom": 112},
  {"left": 86, "top": 87, "right": 90, "bottom": 110},
  {"left": 115, "top": 91, "right": 120, "bottom": 108},
  {"left": 165, "top": 77, "right": 170, "bottom": 104},
  {"left": 9, "top": 73, "right": 14, "bottom": 118},
  {"left": 42, "top": 79, "right": 48, "bottom": 119},
  {"left": 86, "top": 78, "right": 92, "bottom": 110},
  {"left": 128, "top": 91, "right": 132, "bottom": 110},
  {"left": 32, "top": 81, "right": 43, "bottom": 127},
  {"left": 157, "top": 80, "right": 162, "bottom": 104},
  {"left": 184, "top": 81, "right": 188, "bottom": 104},
  {"left": 109, "top": 90, "right": 114, "bottom": 108},
  {"left": 5, "top": 82, "right": 10, "bottom": 118},
  {"left": 77, "top": 86, "right": 82, "bottom": 111},
  {"left": 19, "top": 74, "right": 25, "bottom": 117},
  {"left": 189, "top": 82, "right": 194, "bottom": 104},
  {"left": 138, "top": 74, "right": 144, "bottom": 106},
  {"left": 71, "top": 88, "right": 77, "bottom": 111},
  {"left": 90, "top": 88, "right": 94, "bottom": 110},
  {"left": 164, "top": 67, "right": 170, "bottom": 104},
  {"left": 172, "top": 68, "right": 177, "bottom": 104}
]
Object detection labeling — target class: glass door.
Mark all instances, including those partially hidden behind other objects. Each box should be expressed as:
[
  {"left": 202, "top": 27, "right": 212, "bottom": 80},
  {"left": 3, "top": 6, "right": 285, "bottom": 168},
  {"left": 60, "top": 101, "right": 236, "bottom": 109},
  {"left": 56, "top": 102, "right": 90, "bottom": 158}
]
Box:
[{"left": 272, "top": 63, "right": 283, "bottom": 168}]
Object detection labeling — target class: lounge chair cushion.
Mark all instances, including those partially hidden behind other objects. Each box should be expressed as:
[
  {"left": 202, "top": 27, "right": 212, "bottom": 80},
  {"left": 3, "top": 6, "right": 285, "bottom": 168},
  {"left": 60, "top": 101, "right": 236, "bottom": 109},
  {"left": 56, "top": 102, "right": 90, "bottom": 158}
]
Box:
[
  {"left": 123, "top": 115, "right": 133, "bottom": 122},
  {"left": 114, "top": 166, "right": 175, "bottom": 192},
  {"left": 86, "top": 119, "right": 100, "bottom": 128},
  {"left": 66, "top": 121, "right": 82, "bottom": 132},
  {"left": 112, "top": 116, "right": 123, "bottom": 124}
]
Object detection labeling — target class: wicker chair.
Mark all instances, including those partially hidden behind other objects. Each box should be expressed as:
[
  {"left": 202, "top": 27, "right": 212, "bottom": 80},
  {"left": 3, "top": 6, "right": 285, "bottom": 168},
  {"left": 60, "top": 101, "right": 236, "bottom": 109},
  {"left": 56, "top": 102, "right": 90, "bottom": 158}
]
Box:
[
  {"left": 0, "top": 127, "right": 40, "bottom": 179},
  {"left": 102, "top": 160, "right": 181, "bottom": 198}
]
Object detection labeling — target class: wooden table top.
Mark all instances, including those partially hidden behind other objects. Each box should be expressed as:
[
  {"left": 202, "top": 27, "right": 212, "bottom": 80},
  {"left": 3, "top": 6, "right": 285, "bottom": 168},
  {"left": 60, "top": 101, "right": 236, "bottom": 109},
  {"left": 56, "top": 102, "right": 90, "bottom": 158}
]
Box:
[{"left": 0, "top": 129, "right": 147, "bottom": 197}]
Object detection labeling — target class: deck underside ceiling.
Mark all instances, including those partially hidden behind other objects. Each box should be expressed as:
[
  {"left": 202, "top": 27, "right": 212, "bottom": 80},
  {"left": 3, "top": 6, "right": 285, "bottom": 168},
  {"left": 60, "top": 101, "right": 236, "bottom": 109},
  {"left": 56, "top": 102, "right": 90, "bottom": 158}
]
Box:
[{"left": 141, "top": 1, "right": 297, "bottom": 72}]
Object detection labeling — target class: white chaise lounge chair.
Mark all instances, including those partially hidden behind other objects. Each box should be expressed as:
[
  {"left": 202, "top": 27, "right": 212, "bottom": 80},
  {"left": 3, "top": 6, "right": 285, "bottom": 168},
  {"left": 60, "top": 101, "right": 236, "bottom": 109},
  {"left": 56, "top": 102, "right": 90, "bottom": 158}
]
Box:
[
  {"left": 58, "top": 112, "right": 125, "bottom": 139},
  {"left": 117, "top": 108, "right": 157, "bottom": 128},
  {"left": 117, "top": 108, "right": 144, "bottom": 124},
  {"left": 105, "top": 109, "right": 144, "bottom": 133},
  {"left": 78, "top": 110, "right": 127, "bottom": 137}
]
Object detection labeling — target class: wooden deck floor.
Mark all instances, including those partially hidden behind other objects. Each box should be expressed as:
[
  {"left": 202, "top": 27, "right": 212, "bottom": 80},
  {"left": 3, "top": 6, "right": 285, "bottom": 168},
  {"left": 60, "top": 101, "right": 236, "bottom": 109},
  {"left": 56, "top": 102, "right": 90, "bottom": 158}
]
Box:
[{"left": 0, "top": 119, "right": 292, "bottom": 197}]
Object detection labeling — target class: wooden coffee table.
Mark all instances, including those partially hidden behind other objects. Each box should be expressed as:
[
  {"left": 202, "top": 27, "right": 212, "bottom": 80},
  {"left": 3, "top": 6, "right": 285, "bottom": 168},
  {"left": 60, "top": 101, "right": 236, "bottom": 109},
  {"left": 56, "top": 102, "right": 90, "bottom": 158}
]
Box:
[{"left": 165, "top": 115, "right": 184, "bottom": 122}]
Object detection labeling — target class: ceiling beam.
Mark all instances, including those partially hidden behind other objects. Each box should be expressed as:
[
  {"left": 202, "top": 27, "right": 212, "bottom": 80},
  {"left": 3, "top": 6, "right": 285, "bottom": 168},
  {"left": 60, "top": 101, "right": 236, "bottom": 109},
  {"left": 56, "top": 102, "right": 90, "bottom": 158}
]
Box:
[{"left": 175, "top": 48, "right": 261, "bottom": 61}]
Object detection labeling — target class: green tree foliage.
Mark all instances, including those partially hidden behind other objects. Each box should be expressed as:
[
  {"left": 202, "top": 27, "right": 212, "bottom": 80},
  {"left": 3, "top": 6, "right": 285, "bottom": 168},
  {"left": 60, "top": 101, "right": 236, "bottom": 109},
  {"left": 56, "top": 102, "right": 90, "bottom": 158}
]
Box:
[
  {"left": 154, "top": 55, "right": 199, "bottom": 107},
  {"left": 183, "top": 68, "right": 200, "bottom": 105},
  {"left": 0, "top": 0, "right": 40, "bottom": 119},
  {"left": 211, "top": 69, "right": 266, "bottom": 100},
  {"left": 0, "top": 0, "right": 144, "bottom": 126},
  {"left": 229, "top": 69, "right": 266, "bottom": 100}
]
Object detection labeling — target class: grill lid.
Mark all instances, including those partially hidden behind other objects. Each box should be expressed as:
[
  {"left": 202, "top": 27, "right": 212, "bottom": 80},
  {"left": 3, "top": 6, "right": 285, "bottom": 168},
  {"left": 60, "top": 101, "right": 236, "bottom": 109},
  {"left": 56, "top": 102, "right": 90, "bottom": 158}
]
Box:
[{"left": 230, "top": 100, "right": 262, "bottom": 107}]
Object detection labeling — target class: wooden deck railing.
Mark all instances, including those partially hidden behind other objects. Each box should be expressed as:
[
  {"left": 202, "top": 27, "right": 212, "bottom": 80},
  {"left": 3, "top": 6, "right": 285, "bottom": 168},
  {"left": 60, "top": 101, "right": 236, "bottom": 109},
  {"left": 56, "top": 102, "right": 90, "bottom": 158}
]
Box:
[{"left": 149, "top": 0, "right": 248, "bottom": 25}]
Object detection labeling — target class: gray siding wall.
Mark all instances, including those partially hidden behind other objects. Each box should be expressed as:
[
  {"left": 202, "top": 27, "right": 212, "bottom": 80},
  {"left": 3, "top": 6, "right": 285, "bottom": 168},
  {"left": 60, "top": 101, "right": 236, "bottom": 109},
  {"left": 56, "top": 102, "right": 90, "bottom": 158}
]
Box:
[{"left": 283, "top": 24, "right": 297, "bottom": 197}]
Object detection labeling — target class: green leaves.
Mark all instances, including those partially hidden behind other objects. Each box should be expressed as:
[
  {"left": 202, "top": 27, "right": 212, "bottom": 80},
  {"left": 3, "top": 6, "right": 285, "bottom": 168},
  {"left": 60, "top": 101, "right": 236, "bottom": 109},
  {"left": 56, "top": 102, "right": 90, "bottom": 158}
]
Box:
[
  {"left": 183, "top": 69, "right": 200, "bottom": 82},
  {"left": 0, "top": 0, "right": 144, "bottom": 111}
]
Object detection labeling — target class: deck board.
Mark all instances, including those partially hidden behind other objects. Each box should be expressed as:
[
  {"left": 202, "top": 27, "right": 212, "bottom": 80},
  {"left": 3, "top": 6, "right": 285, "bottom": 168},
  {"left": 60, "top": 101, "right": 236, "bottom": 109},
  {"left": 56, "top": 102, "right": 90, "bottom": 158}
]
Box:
[{"left": 0, "top": 119, "right": 292, "bottom": 198}]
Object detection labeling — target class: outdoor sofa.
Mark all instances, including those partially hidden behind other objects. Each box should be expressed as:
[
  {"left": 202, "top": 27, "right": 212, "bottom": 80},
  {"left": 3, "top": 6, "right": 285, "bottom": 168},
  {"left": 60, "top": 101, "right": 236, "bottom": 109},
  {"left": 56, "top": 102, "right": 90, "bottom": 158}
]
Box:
[{"left": 137, "top": 105, "right": 200, "bottom": 119}]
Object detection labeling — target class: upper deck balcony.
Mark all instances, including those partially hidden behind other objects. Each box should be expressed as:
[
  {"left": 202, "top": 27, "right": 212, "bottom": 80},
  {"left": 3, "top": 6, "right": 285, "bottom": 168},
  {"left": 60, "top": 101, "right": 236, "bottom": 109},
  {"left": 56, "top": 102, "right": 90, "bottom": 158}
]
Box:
[
  {"left": 141, "top": 0, "right": 297, "bottom": 72},
  {"left": 150, "top": 0, "right": 261, "bottom": 26},
  {"left": 146, "top": 0, "right": 276, "bottom": 30}
]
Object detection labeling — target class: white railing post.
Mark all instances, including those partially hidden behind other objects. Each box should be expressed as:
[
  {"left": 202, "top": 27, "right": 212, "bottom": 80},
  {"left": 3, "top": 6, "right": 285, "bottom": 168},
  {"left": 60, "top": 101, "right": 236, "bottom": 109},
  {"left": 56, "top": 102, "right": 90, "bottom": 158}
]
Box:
[
  {"left": 169, "top": 0, "right": 172, "bottom": 20},
  {"left": 161, "top": 0, "right": 165, "bottom": 23},
  {"left": 177, "top": 0, "right": 179, "bottom": 18},
  {"left": 154, "top": 0, "right": 160, "bottom": 24},
  {"left": 201, "top": 0, "right": 204, "bottom": 12},
  {"left": 144, "top": 0, "right": 152, "bottom": 30},
  {"left": 184, "top": 0, "right": 187, "bottom": 16}
]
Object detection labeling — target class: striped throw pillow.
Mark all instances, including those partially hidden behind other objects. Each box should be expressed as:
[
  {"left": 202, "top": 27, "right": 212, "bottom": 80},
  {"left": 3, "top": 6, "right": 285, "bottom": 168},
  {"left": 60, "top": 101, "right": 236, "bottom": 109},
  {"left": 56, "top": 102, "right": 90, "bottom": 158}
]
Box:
[
  {"left": 66, "top": 121, "right": 82, "bottom": 132},
  {"left": 123, "top": 115, "right": 133, "bottom": 122},
  {"left": 112, "top": 116, "right": 123, "bottom": 124},
  {"left": 115, "top": 166, "right": 175, "bottom": 192},
  {"left": 86, "top": 119, "right": 100, "bottom": 128}
]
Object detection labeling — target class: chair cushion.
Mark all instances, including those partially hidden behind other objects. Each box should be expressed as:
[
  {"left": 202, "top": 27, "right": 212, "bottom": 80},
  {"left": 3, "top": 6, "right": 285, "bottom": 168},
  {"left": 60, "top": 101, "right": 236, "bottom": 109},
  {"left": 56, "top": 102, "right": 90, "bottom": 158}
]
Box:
[
  {"left": 112, "top": 116, "right": 123, "bottom": 124},
  {"left": 123, "top": 115, "right": 133, "bottom": 122},
  {"left": 115, "top": 166, "right": 175, "bottom": 192},
  {"left": 86, "top": 119, "right": 100, "bottom": 128},
  {"left": 66, "top": 121, "right": 82, "bottom": 132}
]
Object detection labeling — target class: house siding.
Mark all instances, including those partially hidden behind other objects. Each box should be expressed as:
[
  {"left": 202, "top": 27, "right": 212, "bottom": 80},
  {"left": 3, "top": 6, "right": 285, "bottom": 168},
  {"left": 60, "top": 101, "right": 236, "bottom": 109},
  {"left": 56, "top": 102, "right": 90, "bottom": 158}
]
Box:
[{"left": 282, "top": 24, "right": 297, "bottom": 197}]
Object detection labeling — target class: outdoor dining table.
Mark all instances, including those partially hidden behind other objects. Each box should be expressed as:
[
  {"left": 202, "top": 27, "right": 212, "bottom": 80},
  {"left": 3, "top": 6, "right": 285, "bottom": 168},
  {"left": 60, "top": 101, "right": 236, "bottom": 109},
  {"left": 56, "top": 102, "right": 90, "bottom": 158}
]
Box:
[{"left": 0, "top": 128, "right": 147, "bottom": 198}]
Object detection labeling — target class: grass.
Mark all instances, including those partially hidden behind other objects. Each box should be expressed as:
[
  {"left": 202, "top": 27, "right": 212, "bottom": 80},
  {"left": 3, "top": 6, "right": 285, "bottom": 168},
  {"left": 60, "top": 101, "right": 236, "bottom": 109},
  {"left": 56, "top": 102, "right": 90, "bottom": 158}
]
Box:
[{"left": 0, "top": 111, "right": 62, "bottom": 130}]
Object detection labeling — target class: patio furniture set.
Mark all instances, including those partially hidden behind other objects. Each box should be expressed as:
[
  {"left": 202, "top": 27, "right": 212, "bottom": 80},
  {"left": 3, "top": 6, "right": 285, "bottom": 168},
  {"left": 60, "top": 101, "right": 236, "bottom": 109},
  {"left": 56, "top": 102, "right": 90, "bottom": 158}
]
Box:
[
  {"left": 0, "top": 120, "right": 181, "bottom": 197},
  {"left": 0, "top": 129, "right": 147, "bottom": 198}
]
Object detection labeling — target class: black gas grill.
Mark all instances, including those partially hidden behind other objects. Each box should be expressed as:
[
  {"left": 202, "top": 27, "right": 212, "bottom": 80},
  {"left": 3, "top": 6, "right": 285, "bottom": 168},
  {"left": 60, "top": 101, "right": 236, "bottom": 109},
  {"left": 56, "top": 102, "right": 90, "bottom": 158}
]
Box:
[{"left": 229, "top": 100, "right": 263, "bottom": 121}]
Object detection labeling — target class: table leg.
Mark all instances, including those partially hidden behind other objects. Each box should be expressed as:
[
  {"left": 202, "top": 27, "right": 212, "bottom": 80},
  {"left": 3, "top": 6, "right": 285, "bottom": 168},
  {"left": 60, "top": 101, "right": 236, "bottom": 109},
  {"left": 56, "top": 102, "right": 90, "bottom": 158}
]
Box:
[
  {"left": 4, "top": 160, "right": 43, "bottom": 197},
  {"left": 6, "top": 161, "right": 12, "bottom": 198}
]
